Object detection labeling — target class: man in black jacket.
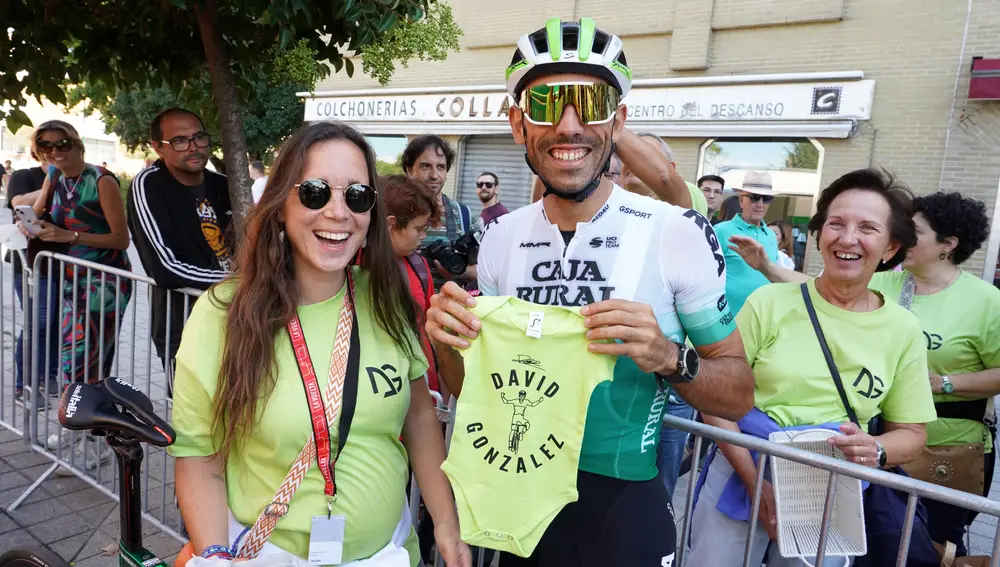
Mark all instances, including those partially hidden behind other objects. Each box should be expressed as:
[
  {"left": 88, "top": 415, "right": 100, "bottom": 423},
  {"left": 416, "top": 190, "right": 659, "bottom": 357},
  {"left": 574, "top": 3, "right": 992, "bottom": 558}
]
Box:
[{"left": 127, "top": 108, "right": 234, "bottom": 391}]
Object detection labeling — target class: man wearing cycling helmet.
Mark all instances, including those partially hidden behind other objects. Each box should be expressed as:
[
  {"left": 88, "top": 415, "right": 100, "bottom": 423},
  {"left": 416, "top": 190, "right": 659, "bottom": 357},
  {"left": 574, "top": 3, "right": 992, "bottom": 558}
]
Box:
[{"left": 427, "top": 18, "right": 754, "bottom": 566}]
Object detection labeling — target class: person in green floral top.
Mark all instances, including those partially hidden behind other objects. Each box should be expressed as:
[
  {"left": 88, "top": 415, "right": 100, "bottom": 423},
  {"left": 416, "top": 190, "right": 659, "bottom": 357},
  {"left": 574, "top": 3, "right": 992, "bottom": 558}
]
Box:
[{"left": 18, "top": 121, "right": 133, "bottom": 388}]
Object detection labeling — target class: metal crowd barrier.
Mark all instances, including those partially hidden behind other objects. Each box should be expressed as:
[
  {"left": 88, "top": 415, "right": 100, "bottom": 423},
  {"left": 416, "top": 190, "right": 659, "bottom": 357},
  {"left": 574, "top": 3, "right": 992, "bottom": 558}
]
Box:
[
  {"left": 5, "top": 251, "right": 201, "bottom": 544},
  {"left": 0, "top": 248, "right": 30, "bottom": 436},
  {"left": 663, "top": 413, "right": 1000, "bottom": 567}
]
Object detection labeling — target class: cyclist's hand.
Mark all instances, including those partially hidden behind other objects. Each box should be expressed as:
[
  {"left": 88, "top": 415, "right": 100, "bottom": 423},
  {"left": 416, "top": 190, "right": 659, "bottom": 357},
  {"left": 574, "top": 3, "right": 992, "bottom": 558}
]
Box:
[
  {"left": 426, "top": 281, "right": 480, "bottom": 350},
  {"left": 728, "top": 235, "right": 769, "bottom": 271},
  {"left": 434, "top": 519, "right": 473, "bottom": 567},
  {"left": 581, "top": 299, "right": 677, "bottom": 374},
  {"left": 757, "top": 480, "right": 778, "bottom": 541}
]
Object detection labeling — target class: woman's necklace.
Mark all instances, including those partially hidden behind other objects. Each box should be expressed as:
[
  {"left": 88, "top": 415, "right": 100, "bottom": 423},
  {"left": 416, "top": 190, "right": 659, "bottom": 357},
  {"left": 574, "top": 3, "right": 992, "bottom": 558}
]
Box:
[{"left": 64, "top": 174, "right": 82, "bottom": 200}]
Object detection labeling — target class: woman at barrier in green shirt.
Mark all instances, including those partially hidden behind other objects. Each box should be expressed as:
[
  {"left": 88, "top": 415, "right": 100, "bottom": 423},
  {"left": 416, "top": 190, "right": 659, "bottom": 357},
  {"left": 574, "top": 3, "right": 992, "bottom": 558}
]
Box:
[
  {"left": 689, "top": 169, "right": 937, "bottom": 566},
  {"left": 731, "top": 191, "right": 1000, "bottom": 558},
  {"left": 168, "top": 122, "right": 470, "bottom": 566}
]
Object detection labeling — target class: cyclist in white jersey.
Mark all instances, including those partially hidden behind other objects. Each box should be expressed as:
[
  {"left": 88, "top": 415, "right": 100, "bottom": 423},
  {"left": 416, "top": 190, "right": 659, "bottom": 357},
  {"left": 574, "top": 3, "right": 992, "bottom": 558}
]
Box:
[{"left": 427, "top": 18, "right": 754, "bottom": 567}]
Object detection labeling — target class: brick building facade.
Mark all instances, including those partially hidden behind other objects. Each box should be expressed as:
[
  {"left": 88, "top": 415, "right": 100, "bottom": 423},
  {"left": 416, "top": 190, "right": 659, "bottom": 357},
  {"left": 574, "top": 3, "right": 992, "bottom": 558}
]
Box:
[{"left": 305, "top": 0, "right": 1000, "bottom": 281}]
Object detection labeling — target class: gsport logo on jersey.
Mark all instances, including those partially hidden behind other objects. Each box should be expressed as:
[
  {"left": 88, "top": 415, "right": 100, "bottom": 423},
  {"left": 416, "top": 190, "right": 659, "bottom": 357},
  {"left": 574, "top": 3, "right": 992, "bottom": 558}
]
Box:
[
  {"left": 682, "top": 209, "right": 725, "bottom": 277},
  {"left": 464, "top": 362, "right": 566, "bottom": 474}
]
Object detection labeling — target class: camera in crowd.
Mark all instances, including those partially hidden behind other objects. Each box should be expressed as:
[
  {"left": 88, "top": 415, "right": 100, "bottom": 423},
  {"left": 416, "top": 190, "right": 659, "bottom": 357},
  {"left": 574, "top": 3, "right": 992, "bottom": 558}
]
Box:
[{"left": 422, "top": 225, "right": 482, "bottom": 275}]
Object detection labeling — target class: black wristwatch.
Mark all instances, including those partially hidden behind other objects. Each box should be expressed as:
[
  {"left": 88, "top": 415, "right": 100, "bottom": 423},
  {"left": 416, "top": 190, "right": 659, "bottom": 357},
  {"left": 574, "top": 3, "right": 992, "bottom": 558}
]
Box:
[{"left": 655, "top": 341, "right": 701, "bottom": 385}]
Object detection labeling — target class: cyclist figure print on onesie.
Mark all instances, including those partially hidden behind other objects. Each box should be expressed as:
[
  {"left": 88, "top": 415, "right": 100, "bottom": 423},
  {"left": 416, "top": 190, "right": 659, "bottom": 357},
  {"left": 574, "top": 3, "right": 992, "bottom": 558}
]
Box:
[{"left": 503, "top": 389, "right": 544, "bottom": 453}]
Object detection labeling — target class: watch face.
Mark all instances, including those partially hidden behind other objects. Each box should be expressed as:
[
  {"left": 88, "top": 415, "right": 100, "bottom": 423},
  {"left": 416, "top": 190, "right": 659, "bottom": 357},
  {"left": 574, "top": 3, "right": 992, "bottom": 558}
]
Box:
[{"left": 684, "top": 346, "right": 700, "bottom": 377}]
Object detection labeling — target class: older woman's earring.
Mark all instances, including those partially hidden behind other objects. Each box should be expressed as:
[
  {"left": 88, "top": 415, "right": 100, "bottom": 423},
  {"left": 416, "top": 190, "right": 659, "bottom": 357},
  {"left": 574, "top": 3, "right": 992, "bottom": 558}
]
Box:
[{"left": 939, "top": 252, "right": 947, "bottom": 260}]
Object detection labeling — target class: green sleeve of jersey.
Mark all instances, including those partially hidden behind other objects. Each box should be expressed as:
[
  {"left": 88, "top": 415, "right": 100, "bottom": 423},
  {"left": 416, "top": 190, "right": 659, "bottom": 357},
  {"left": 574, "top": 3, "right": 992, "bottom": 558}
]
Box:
[
  {"left": 879, "top": 320, "right": 937, "bottom": 424},
  {"left": 686, "top": 181, "right": 708, "bottom": 216}
]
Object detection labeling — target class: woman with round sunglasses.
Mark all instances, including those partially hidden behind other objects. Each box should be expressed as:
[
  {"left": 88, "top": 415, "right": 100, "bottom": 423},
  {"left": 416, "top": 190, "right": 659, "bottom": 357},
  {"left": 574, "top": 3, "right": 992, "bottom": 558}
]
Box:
[
  {"left": 169, "top": 122, "right": 471, "bottom": 567},
  {"left": 18, "top": 121, "right": 132, "bottom": 390}
]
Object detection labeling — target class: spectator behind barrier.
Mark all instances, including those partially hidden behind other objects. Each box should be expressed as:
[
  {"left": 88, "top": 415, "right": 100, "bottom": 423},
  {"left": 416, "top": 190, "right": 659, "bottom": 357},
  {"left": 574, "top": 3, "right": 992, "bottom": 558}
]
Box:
[
  {"left": 767, "top": 219, "right": 797, "bottom": 270},
  {"left": 169, "top": 122, "right": 471, "bottom": 566},
  {"left": 475, "top": 171, "right": 509, "bottom": 226},
  {"left": 688, "top": 168, "right": 937, "bottom": 566},
  {"left": 17, "top": 120, "right": 133, "bottom": 387},
  {"left": 127, "top": 107, "right": 234, "bottom": 393},
  {"left": 698, "top": 174, "right": 726, "bottom": 221},
  {"left": 735, "top": 191, "right": 1000, "bottom": 557}
]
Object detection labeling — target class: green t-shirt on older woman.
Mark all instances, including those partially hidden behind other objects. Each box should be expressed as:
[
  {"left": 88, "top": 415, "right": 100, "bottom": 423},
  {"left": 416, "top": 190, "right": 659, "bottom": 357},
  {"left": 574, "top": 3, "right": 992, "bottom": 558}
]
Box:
[
  {"left": 737, "top": 279, "right": 937, "bottom": 428},
  {"left": 168, "top": 268, "right": 427, "bottom": 564},
  {"left": 870, "top": 270, "right": 1000, "bottom": 452}
]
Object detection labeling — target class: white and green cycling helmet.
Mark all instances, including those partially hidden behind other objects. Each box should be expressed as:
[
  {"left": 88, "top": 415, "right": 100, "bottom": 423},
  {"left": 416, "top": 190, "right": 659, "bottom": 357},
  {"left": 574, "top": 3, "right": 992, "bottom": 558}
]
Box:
[{"left": 505, "top": 17, "right": 633, "bottom": 101}]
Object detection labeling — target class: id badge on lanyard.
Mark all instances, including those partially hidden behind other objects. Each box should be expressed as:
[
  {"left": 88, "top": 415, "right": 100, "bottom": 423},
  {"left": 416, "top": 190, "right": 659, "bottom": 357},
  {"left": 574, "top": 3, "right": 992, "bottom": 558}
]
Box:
[{"left": 287, "top": 294, "right": 360, "bottom": 565}]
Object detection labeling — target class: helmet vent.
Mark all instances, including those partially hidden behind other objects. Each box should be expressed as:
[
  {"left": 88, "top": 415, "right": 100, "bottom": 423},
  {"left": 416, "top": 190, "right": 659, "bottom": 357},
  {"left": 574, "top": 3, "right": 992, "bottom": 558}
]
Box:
[
  {"left": 615, "top": 51, "right": 628, "bottom": 66},
  {"left": 510, "top": 49, "right": 525, "bottom": 66},
  {"left": 592, "top": 31, "right": 609, "bottom": 54},
  {"left": 529, "top": 30, "right": 548, "bottom": 55},
  {"left": 563, "top": 26, "right": 579, "bottom": 51}
]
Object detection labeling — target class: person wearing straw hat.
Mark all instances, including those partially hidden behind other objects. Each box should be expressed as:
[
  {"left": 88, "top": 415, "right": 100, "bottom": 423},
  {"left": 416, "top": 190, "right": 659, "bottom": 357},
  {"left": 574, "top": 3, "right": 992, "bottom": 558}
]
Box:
[{"left": 713, "top": 170, "right": 780, "bottom": 315}]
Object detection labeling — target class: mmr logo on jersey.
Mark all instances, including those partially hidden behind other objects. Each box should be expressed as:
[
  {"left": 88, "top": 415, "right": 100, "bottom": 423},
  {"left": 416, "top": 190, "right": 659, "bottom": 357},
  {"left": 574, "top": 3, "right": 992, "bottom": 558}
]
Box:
[{"left": 465, "top": 367, "right": 565, "bottom": 474}]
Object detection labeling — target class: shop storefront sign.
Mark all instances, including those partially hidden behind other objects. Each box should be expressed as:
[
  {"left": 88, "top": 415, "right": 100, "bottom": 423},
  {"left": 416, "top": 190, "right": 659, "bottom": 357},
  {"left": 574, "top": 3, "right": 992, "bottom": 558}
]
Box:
[{"left": 304, "top": 80, "right": 874, "bottom": 124}]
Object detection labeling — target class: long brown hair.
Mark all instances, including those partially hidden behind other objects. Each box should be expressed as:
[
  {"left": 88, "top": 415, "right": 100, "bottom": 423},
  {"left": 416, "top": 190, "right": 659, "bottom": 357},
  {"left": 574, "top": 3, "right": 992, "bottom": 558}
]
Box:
[
  {"left": 768, "top": 219, "right": 795, "bottom": 258},
  {"left": 209, "top": 122, "right": 419, "bottom": 462}
]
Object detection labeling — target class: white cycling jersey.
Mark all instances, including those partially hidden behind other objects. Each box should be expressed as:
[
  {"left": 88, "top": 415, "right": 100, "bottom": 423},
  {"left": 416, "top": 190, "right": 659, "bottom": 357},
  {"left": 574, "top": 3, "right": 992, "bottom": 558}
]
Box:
[{"left": 477, "top": 185, "right": 736, "bottom": 481}]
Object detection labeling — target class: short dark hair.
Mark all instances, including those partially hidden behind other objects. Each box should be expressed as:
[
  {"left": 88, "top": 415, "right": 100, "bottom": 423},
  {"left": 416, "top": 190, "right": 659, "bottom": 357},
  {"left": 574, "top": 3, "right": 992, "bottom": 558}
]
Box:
[
  {"left": 807, "top": 168, "right": 916, "bottom": 271},
  {"left": 380, "top": 174, "right": 442, "bottom": 228},
  {"left": 401, "top": 135, "right": 455, "bottom": 173},
  {"left": 697, "top": 174, "right": 725, "bottom": 189},
  {"left": 150, "top": 108, "right": 206, "bottom": 143},
  {"left": 914, "top": 192, "right": 989, "bottom": 265},
  {"left": 250, "top": 160, "right": 266, "bottom": 174},
  {"left": 478, "top": 171, "right": 499, "bottom": 185}
]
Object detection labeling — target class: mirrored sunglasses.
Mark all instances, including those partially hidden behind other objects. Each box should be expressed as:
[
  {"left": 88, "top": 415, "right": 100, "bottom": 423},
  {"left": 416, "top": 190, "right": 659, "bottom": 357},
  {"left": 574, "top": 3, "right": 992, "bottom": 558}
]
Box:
[
  {"left": 518, "top": 82, "right": 621, "bottom": 126},
  {"left": 295, "top": 179, "right": 378, "bottom": 214}
]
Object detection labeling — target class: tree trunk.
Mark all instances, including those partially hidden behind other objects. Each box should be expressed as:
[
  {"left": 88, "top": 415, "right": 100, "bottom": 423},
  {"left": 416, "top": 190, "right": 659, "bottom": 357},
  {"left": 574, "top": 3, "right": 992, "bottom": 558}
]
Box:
[{"left": 196, "top": 0, "right": 252, "bottom": 235}]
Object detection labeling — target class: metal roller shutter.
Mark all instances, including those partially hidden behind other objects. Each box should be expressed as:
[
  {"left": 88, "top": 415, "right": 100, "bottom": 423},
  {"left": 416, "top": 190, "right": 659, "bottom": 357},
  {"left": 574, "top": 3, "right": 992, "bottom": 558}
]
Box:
[{"left": 456, "top": 135, "right": 533, "bottom": 216}]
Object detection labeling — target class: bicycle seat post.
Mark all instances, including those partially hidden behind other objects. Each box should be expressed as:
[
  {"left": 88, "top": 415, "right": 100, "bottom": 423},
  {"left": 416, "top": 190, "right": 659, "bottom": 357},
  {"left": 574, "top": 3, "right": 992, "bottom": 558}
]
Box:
[{"left": 109, "top": 433, "right": 145, "bottom": 555}]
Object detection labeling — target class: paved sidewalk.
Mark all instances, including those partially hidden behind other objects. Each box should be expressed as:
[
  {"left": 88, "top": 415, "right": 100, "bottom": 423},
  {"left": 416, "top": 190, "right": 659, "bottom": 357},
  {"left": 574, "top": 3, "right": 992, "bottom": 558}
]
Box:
[{"left": 0, "top": 429, "right": 182, "bottom": 566}]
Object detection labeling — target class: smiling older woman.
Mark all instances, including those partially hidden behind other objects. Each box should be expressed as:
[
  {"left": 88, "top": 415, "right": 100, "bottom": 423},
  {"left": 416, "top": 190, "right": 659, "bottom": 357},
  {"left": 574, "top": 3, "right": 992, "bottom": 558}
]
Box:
[{"left": 687, "top": 169, "right": 937, "bottom": 566}]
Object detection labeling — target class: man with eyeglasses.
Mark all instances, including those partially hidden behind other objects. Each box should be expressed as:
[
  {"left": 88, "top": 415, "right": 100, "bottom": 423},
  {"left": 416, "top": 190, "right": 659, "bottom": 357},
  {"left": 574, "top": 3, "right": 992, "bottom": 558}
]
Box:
[
  {"left": 476, "top": 171, "right": 508, "bottom": 225},
  {"left": 426, "top": 18, "right": 753, "bottom": 567},
  {"left": 127, "top": 107, "right": 234, "bottom": 394},
  {"left": 712, "top": 170, "right": 780, "bottom": 315},
  {"left": 698, "top": 174, "right": 726, "bottom": 222}
]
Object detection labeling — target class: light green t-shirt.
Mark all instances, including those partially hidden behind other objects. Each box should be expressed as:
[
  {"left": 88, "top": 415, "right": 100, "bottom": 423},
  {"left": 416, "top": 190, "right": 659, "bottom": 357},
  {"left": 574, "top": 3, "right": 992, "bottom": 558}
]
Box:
[
  {"left": 738, "top": 280, "right": 937, "bottom": 428},
  {"left": 443, "top": 296, "right": 616, "bottom": 556},
  {"left": 870, "top": 271, "right": 1000, "bottom": 451},
  {"left": 686, "top": 181, "right": 709, "bottom": 217},
  {"left": 168, "top": 269, "right": 427, "bottom": 564}
]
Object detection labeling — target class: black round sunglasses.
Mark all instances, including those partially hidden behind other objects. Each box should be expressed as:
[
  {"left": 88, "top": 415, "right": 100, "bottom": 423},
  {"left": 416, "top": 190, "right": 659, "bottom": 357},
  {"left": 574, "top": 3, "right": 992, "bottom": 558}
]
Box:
[{"left": 295, "top": 179, "right": 378, "bottom": 214}]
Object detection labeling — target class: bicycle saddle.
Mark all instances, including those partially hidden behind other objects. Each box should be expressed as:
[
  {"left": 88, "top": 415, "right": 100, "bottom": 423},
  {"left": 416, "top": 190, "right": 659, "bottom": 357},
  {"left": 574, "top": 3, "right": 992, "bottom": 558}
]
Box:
[{"left": 58, "top": 378, "right": 175, "bottom": 447}]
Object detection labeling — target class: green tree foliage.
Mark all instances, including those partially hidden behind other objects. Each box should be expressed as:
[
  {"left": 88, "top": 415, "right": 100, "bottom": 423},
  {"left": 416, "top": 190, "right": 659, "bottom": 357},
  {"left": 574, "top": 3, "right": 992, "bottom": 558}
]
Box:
[
  {"left": 376, "top": 158, "right": 404, "bottom": 176},
  {"left": 362, "top": 3, "right": 463, "bottom": 86},
  {"left": 67, "top": 39, "right": 322, "bottom": 161},
  {"left": 784, "top": 141, "right": 821, "bottom": 170},
  {"left": 1, "top": 0, "right": 457, "bottom": 227}
]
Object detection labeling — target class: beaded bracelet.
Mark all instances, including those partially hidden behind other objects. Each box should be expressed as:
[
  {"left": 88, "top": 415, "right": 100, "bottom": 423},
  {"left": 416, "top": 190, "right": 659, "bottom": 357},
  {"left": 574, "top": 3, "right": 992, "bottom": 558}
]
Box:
[{"left": 201, "top": 545, "right": 233, "bottom": 560}]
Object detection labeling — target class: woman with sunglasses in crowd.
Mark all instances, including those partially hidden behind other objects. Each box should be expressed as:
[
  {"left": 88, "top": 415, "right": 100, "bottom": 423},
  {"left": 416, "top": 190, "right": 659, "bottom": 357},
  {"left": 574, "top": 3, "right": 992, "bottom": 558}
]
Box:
[
  {"left": 169, "top": 122, "right": 470, "bottom": 566},
  {"left": 732, "top": 191, "right": 1000, "bottom": 558},
  {"left": 18, "top": 121, "right": 132, "bottom": 389}
]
